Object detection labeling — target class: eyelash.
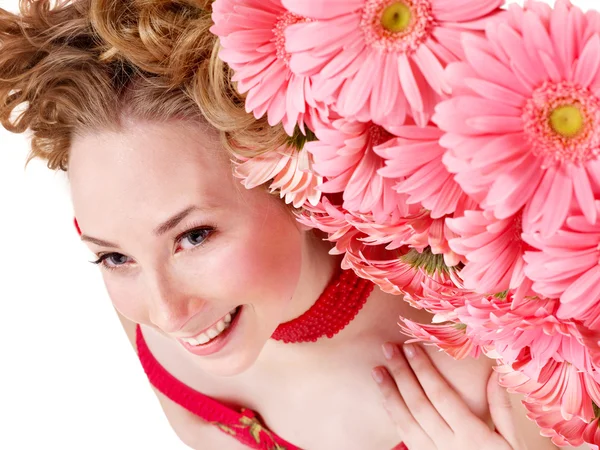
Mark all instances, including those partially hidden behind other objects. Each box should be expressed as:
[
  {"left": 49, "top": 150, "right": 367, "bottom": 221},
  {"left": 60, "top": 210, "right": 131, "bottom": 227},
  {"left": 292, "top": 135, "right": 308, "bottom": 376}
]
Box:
[{"left": 89, "top": 224, "right": 216, "bottom": 272}]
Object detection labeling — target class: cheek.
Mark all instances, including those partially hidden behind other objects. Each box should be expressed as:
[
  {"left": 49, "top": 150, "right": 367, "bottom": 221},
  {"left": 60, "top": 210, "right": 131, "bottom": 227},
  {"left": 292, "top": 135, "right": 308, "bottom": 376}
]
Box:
[
  {"left": 104, "top": 279, "right": 148, "bottom": 323},
  {"left": 211, "top": 216, "right": 303, "bottom": 309}
]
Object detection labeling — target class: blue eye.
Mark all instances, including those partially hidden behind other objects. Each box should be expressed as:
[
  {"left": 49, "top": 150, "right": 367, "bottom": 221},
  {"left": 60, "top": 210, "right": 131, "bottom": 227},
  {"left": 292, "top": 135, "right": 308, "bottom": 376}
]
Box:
[
  {"left": 90, "top": 253, "right": 130, "bottom": 270},
  {"left": 90, "top": 226, "right": 215, "bottom": 271},
  {"left": 180, "top": 228, "right": 213, "bottom": 249}
]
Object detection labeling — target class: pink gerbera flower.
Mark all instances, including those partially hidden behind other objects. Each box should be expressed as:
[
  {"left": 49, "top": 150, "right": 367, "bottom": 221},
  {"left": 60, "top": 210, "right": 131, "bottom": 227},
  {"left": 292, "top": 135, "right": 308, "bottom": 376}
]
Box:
[
  {"left": 342, "top": 238, "right": 461, "bottom": 297},
  {"left": 516, "top": 378, "right": 600, "bottom": 448},
  {"left": 232, "top": 145, "right": 322, "bottom": 208},
  {"left": 282, "top": 0, "right": 504, "bottom": 127},
  {"left": 456, "top": 294, "right": 595, "bottom": 380},
  {"left": 306, "top": 118, "right": 411, "bottom": 222},
  {"left": 499, "top": 360, "right": 600, "bottom": 424},
  {"left": 342, "top": 242, "right": 427, "bottom": 296},
  {"left": 211, "top": 0, "right": 327, "bottom": 135},
  {"left": 446, "top": 209, "right": 527, "bottom": 294},
  {"left": 435, "top": 0, "right": 600, "bottom": 237},
  {"left": 375, "top": 122, "right": 472, "bottom": 219},
  {"left": 523, "top": 203, "right": 600, "bottom": 330}
]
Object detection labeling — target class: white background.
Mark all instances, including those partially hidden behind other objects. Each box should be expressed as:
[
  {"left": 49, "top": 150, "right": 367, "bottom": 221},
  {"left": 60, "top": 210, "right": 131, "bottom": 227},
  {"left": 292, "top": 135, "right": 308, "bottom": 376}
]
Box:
[{"left": 0, "top": 1, "right": 594, "bottom": 449}]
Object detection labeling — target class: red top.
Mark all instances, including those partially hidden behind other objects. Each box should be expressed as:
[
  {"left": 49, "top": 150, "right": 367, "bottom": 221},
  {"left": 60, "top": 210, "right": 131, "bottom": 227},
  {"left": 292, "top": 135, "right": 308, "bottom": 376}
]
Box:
[{"left": 135, "top": 324, "right": 408, "bottom": 450}]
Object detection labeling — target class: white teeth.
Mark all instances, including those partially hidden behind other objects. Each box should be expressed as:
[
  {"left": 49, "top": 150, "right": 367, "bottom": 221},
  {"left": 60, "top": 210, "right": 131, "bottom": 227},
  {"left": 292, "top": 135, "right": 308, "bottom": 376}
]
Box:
[
  {"left": 207, "top": 328, "right": 219, "bottom": 339},
  {"left": 181, "top": 307, "right": 239, "bottom": 346},
  {"left": 195, "top": 333, "right": 210, "bottom": 345}
]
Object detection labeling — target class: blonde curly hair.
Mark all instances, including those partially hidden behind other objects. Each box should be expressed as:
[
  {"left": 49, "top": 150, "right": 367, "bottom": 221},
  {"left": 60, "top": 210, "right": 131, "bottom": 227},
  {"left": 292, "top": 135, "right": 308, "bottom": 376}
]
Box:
[{"left": 0, "top": 0, "right": 289, "bottom": 172}]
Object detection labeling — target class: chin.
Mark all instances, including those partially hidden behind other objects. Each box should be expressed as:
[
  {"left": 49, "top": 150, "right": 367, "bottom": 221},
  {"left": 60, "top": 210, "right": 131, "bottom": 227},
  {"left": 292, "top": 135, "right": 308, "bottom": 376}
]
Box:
[{"left": 189, "top": 306, "right": 280, "bottom": 377}]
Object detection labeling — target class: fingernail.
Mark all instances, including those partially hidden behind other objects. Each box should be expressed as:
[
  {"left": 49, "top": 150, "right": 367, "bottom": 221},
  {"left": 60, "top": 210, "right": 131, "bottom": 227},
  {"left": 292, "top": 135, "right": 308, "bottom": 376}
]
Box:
[
  {"left": 403, "top": 343, "right": 415, "bottom": 359},
  {"left": 382, "top": 342, "right": 396, "bottom": 360},
  {"left": 372, "top": 368, "right": 383, "bottom": 384}
]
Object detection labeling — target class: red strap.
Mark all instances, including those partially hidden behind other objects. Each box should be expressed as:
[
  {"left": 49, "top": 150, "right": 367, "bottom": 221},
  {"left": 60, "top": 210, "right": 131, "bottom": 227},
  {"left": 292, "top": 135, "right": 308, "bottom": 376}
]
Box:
[{"left": 135, "top": 324, "right": 299, "bottom": 450}]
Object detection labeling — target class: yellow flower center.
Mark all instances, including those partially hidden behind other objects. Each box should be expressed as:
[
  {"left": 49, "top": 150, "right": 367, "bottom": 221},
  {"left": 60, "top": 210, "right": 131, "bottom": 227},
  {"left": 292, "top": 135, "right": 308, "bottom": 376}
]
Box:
[
  {"left": 549, "top": 105, "right": 584, "bottom": 138},
  {"left": 380, "top": 2, "right": 412, "bottom": 33}
]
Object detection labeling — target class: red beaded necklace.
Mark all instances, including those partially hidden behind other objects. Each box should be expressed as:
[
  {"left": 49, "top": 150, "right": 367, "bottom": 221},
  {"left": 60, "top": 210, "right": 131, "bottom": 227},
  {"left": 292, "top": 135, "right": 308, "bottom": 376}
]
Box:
[{"left": 271, "top": 267, "right": 375, "bottom": 343}]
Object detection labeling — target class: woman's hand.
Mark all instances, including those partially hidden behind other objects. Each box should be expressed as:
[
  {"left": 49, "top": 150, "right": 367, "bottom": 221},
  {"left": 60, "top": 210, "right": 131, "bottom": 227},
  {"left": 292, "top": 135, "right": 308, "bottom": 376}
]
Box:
[{"left": 372, "top": 342, "right": 528, "bottom": 450}]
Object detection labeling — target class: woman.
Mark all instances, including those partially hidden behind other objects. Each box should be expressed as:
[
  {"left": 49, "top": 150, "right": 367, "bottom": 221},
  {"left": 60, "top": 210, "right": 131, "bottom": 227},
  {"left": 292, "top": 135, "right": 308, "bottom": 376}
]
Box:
[{"left": 0, "top": 0, "right": 564, "bottom": 448}]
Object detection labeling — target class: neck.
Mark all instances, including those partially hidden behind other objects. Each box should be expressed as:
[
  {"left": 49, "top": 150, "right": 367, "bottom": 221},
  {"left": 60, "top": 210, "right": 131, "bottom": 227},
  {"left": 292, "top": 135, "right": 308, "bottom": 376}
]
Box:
[
  {"left": 277, "top": 232, "right": 344, "bottom": 325},
  {"left": 253, "top": 231, "right": 431, "bottom": 370}
]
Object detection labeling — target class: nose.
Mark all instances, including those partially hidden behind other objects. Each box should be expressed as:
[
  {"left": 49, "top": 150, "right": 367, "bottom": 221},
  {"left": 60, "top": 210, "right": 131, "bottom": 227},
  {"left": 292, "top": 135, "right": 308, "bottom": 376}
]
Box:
[{"left": 144, "top": 268, "right": 204, "bottom": 334}]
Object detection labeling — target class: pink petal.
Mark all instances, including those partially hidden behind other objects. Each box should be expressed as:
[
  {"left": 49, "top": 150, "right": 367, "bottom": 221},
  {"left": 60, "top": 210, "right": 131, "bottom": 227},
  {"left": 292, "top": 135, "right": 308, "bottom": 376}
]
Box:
[
  {"left": 287, "top": 49, "right": 331, "bottom": 76},
  {"left": 462, "top": 36, "right": 530, "bottom": 96},
  {"left": 371, "top": 53, "right": 399, "bottom": 123},
  {"left": 523, "top": 166, "right": 556, "bottom": 225},
  {"left": 432, "top": 0, "right": 503, "bottom": 23},
  {"left": 464, "top": 77, "right": 526, "bottom": 108},
  {"left": 538, "top": 50, "right": 563, "bottom": 83},
  {"left": 523, "top": 10, "right": 555, "bottom": 60},
  {"left": 285, "top": 16, "right": 359, "bottom": 53},
  {"left": 539, "top": 166, "right": 574, "bottom": 237},
  {"left": 311, "top": 40, "right": 367, "bottom": 86},
  {"left": 428, "top": 29, "right": 464, "bottom": 63},
  {"left": 496, "top": 23, "right": 546, "bottom": 87},
  {"left": 562, "top": 4, "right": 585, "bottom": 80},
  {"left": 484, "top": 154, "right": 542, "bottom": 219},
  {"left": 412, "top": 43, "right": 450, "bottom": 95},
  {"left": 549, "top": 0, "right": 572, "bottom": 77},
  {"left": 465, "top": 116, "right": 523, "bottom": 133},
  {"left": 267, "top": 90, "right": 288, "bottom": 126},
  {"left": 561, "top": 266, "right": 600, "bottom": 305},
  {"left": 573, "top": 34, "right": 600, "bottom": 88},
  {"left": 281, "top": 0, "right": 363, "bottom": 20},
  {"left": 470, "top": 133, "right": 528, "bottom": 167},
  {"left": 286, "top": 74, "right": 307, "bottom": 115},
  {"left": 398, "top": 53, "right": 423, "bottom": 114},
  {"left": 455, "top": 96, "right": 523, "bottom": 117},
  {"left": 337, "top": 52, "right": 378, "bottom": 116},
  {"left": 568, "top": 164, "right": 597, "bottom": 225}
]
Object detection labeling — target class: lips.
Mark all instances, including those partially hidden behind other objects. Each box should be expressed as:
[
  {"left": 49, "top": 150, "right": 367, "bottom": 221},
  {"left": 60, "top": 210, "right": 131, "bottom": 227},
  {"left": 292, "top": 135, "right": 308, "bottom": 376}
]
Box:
[
  {"left": 178, "top": 306, "right": 238, "bottom": 341},
  {"left": 177, "top": 306, "right": 243, "bottom": 356}
]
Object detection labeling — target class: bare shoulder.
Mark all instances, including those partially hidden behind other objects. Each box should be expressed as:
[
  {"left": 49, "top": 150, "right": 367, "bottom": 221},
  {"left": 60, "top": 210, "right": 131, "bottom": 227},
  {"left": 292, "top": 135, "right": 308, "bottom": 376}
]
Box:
[{"left": 113, "top": 308, "right": 248, "bottom": 450}]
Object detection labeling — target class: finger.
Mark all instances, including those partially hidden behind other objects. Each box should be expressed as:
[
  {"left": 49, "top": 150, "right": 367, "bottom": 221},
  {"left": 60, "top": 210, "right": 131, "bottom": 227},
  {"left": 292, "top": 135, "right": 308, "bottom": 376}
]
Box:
[
  {"left": 382, "top": 342, "right": 453, "bottom": 443},
  {"left": 487, "top": 371, "right": 523, "bottom": 449},
  {"left": 373, "top": 366, "right": 435, "bottom": 449},
  {"left": 402, "top": 343, "right": 483, "bottom": 433}
]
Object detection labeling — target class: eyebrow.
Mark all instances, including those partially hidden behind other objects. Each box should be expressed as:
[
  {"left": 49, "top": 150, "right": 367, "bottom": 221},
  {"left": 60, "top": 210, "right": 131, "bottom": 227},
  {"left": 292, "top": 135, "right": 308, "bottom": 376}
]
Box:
[{"left": 80, "top": 205, "right": 203, "bottom": 249}]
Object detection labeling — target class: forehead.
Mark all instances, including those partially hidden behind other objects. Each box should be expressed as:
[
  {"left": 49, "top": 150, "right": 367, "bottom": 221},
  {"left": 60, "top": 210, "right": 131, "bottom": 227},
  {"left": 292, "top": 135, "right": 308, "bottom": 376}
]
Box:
[{"left": 68, "top": 119, "right": 238, "bottom": 225}]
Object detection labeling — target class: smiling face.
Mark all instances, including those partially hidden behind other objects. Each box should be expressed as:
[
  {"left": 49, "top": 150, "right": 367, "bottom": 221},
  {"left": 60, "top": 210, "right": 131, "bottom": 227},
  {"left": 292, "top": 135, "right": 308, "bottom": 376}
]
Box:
[{"left": 68, "top": 117, "right": 323, "bottom": 376}]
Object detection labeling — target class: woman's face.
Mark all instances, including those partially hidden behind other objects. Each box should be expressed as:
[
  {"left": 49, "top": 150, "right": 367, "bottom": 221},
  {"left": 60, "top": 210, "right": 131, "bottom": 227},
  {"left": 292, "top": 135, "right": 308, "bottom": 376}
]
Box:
[{"left": 68, "top": 118, "right": 309, "bottom": 376}]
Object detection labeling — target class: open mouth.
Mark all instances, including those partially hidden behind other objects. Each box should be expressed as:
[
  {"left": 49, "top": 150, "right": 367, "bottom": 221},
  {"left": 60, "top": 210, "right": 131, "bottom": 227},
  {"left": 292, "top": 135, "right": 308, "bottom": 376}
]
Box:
[{"left": 177, "top": 306, "right": 242, "bottom": 355}]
